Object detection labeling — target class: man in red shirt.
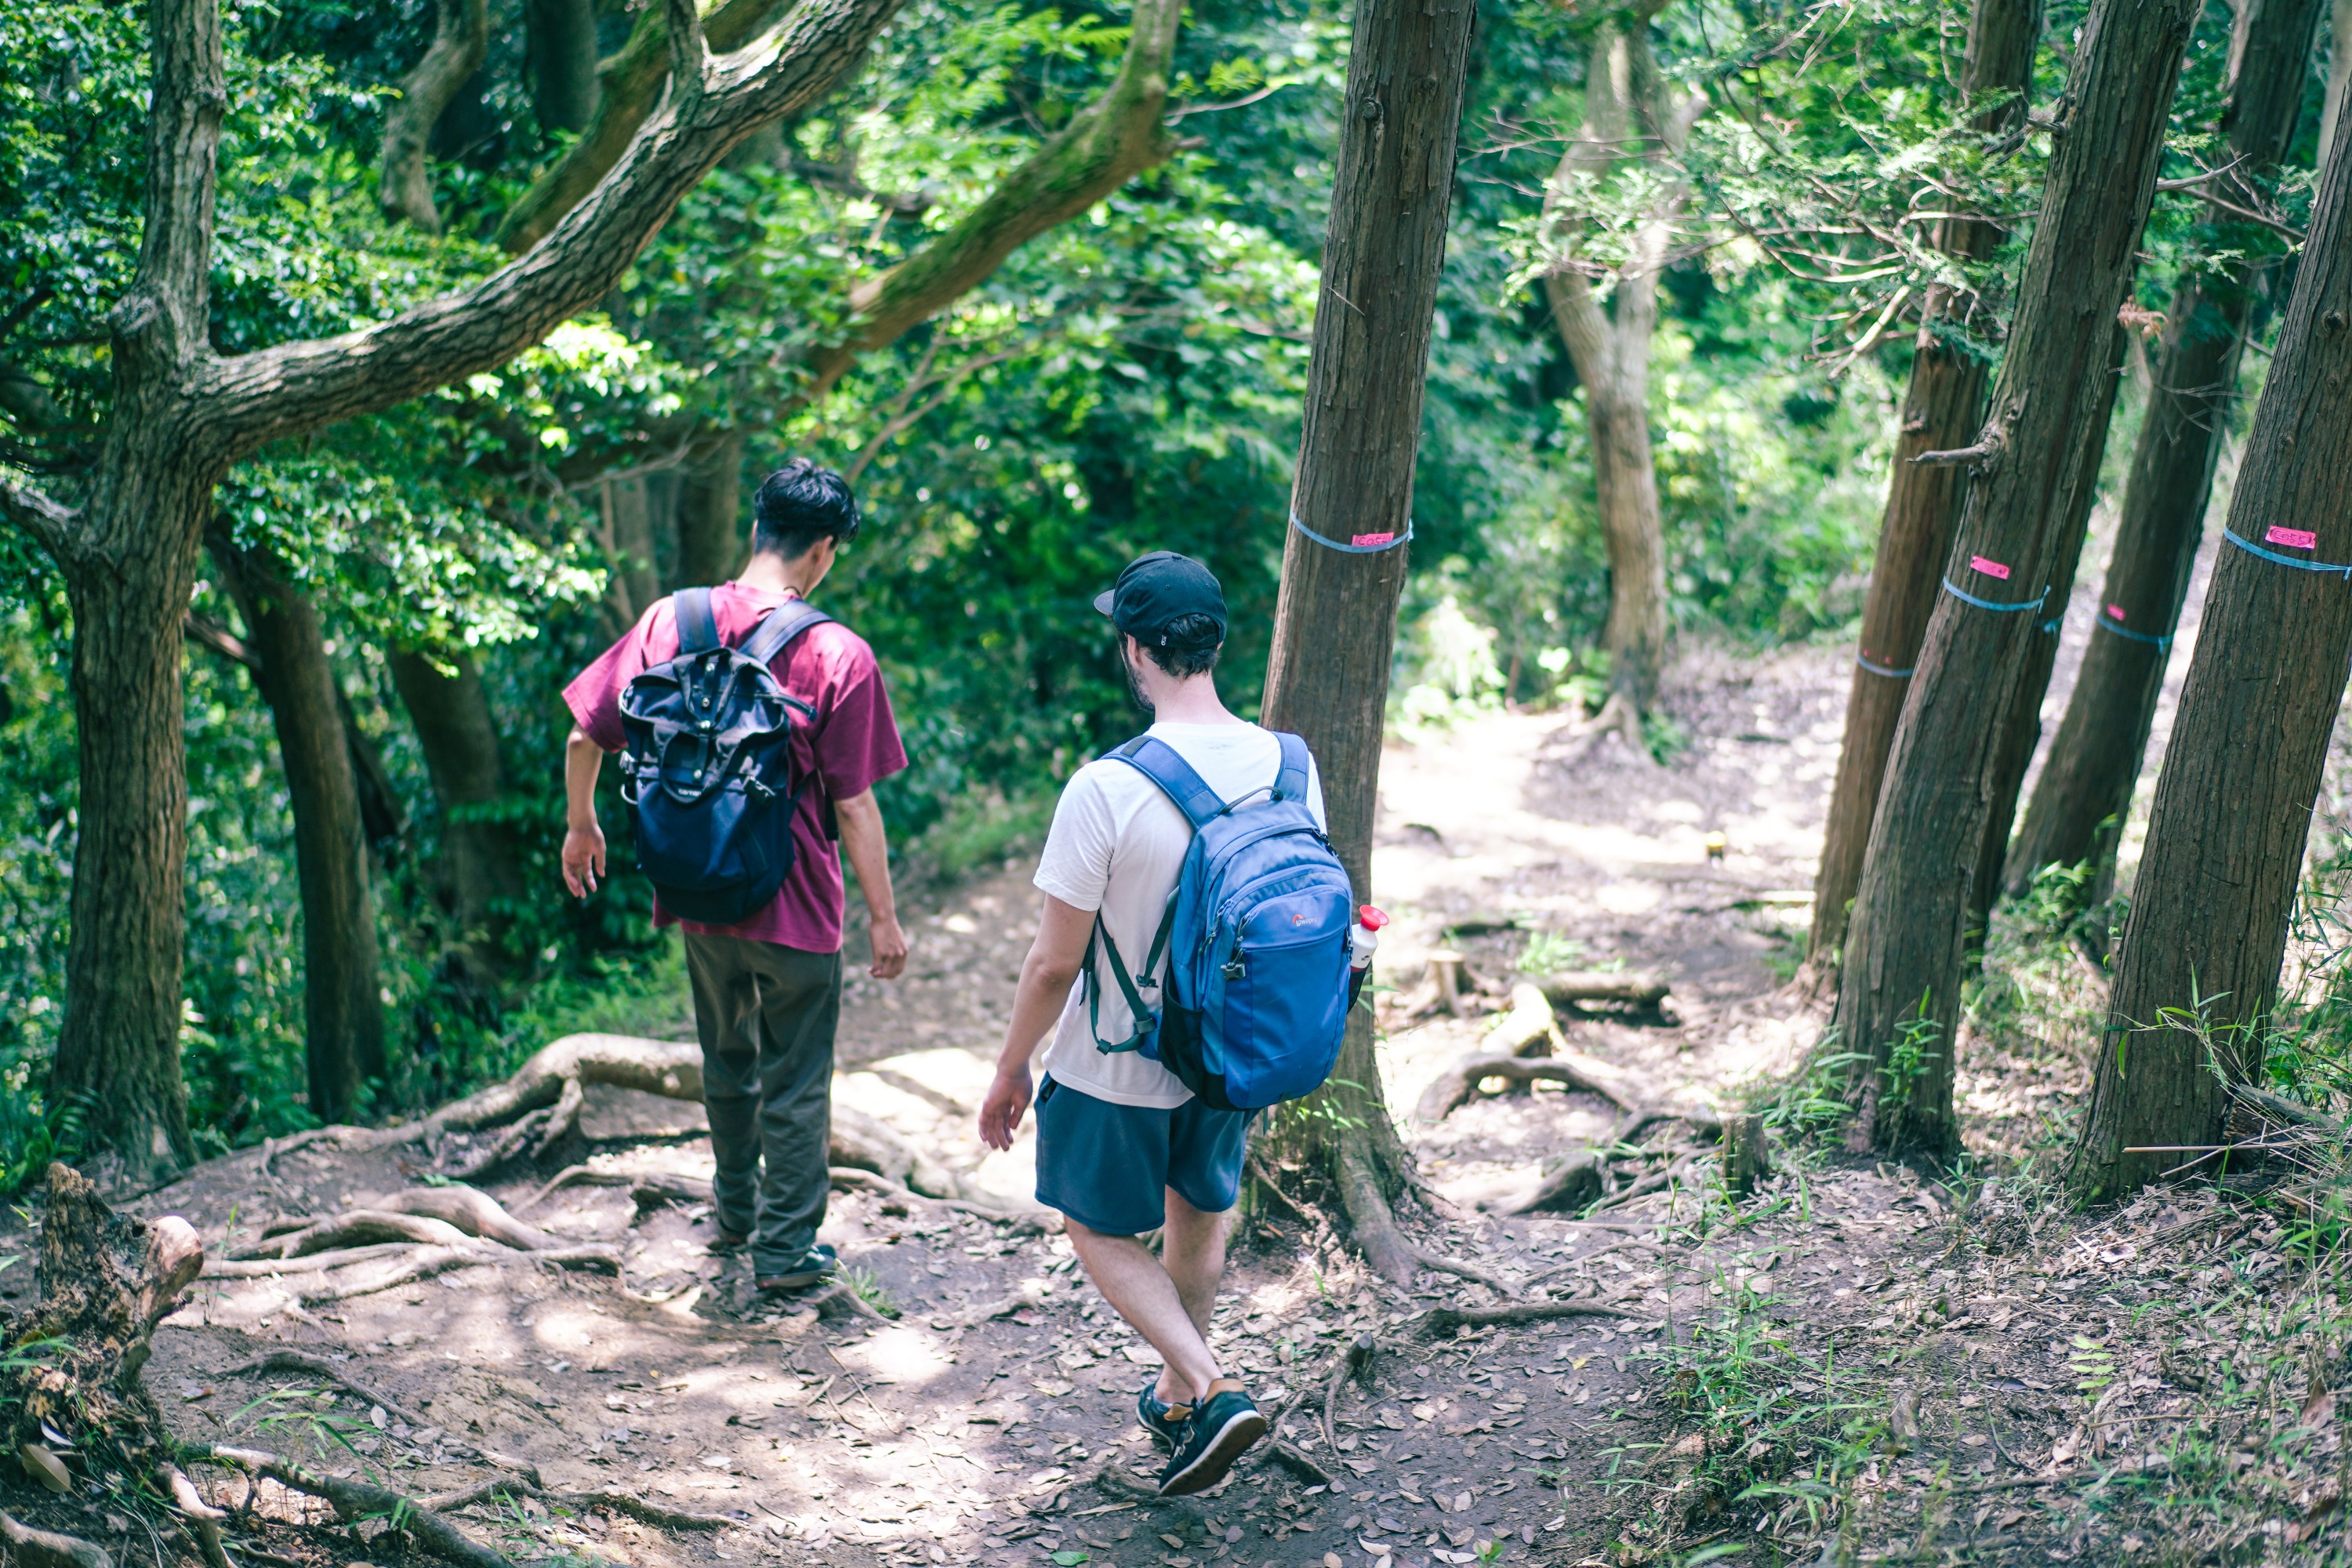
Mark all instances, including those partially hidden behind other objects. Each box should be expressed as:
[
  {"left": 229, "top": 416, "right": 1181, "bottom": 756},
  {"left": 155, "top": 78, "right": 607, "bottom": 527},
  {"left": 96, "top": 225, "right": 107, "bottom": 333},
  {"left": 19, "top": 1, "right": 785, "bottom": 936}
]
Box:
[{"left": 560, "top": 460, "right": 910, "bottom": 1293}]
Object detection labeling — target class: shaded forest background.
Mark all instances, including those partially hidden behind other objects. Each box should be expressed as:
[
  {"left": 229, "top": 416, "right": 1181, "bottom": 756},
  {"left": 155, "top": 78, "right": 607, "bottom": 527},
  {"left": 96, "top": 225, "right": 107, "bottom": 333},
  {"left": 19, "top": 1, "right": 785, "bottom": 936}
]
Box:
[{"left": 0, "top": 0, "right": 2311, "bottom": 1171}]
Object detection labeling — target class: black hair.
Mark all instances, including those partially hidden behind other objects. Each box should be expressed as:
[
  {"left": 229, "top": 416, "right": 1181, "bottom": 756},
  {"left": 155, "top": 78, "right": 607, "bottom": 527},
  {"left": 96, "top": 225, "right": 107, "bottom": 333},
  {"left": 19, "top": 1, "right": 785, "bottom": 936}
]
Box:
[
  {"left": 752, "top": 459, "right": 862, "bottom": 561},
  {"left": 1140, "top": 613, "right": 1223, "bottom": 679}
]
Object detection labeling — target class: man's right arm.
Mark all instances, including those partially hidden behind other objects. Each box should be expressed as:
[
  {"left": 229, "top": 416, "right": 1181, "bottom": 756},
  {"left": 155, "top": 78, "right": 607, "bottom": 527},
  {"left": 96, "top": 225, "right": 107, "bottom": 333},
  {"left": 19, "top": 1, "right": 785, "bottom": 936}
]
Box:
[{"left": 561, "top": 727, "right": 608, "bottom": 898}]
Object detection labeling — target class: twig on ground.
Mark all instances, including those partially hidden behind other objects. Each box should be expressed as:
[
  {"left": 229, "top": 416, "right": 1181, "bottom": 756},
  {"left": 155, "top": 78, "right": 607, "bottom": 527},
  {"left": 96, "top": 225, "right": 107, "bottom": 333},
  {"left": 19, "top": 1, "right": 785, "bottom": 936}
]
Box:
[
  {"left": 1323, "top": 1332, "right": 1377, "bottom": 1455},
  {"left": 1404, "top": 1243, "right": 1520, "bottom": 1298},
  {"left": 1417, "top": 1297, "right": 1653, "bottom": 1336},
  {"left": 1260, "top": 1439, "right": 1330, "bottom": 1485}
]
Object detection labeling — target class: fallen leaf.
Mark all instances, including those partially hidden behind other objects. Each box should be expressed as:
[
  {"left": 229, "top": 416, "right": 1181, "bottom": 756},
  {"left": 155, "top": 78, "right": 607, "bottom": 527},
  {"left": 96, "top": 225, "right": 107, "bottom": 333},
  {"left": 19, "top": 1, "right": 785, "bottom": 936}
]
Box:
[
  {"left": 1454, "top": 1490, "right": 1473, "bottom": 1512},
  {"left": 19, "top": 1443, "right": 70, "bottom": 1494},
  {"left": 1161, "top": 1534, "right": 1186, "bottom": 1548},
  {"left": 1411, "top": 1403, "right": 1437, "bottom": 1421}
]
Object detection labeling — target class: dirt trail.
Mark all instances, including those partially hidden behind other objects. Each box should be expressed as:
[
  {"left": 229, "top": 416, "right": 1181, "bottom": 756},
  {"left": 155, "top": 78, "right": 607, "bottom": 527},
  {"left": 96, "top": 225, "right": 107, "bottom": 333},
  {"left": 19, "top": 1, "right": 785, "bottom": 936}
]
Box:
[{"left": 15, "top": 636, "right": 2319, "bottom": 1568}]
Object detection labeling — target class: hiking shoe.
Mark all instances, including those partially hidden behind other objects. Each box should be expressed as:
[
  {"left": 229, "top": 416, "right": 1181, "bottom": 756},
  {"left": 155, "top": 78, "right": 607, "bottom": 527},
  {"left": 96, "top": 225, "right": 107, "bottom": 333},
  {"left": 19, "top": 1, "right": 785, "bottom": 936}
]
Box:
[
  {"left": 1157, "top": 1380, "right": 1266, "bottom": 1496},
  {"left": 755, "top": 1243, "right": 838, "bottom": 1292},
  {"left": 707, "top": 1228, "right": 750, "bottom": 1253},
  {"left": 1138, "top": 1381, "right": 1189, "bottom": 1450}
]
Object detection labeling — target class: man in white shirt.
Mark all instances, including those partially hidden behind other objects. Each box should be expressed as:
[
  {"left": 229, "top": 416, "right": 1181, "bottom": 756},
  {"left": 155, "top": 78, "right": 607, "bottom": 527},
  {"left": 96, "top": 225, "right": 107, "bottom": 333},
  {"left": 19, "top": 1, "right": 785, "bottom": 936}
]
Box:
[{"left": 978, "top": 551, "right": 1324, "bottom": 1497}]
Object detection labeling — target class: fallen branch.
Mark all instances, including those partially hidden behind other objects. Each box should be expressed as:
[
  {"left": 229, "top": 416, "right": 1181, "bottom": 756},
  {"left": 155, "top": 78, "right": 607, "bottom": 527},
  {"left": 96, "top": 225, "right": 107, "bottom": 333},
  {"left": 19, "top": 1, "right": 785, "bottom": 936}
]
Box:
[
  {"left": 185, "top": 1445, "right": 510, "bottom": 1568},
  {"left": 527, "top": 1486, "right": 737, "bottom": 1530},
  {"left": 1534, "top": 971, "right": 1671, "bottom": 1011},
  {"left": 1417, "top": 1297, "right": 1653, "bottom": 1336},
  {"left": 1260, "top": 1438, "right": 1330, "bottom": 1485},
  {"left": 1322, "top": 1332, "right": 1377, "bottom": 1455},
  {"left": 227, "top": 1350, "right": 431, "bottom": 1430}
]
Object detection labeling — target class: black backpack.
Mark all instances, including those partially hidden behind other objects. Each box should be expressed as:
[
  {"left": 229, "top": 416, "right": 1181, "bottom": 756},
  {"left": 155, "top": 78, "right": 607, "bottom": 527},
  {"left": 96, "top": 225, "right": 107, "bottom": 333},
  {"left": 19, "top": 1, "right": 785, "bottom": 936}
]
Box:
[{"left": 617, "top": 588, "right": 832, "bottom": 924}]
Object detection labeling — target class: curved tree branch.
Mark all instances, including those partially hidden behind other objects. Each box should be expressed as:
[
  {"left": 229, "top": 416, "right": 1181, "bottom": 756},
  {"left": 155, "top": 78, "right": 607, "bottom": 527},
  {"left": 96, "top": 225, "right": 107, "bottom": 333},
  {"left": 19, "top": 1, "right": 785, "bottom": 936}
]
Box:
[
  {"left": 379, "top": 0, "right": 491, "bottom": 234},
  {"left": 797, "top": 0, "right": 1185, "bottom": 401},
  {"left": 0, "top": 475, "right": 81, "bottom": 561},
  {"left": 494, "top": 0, "right": 804, "bottom": 254},
  {"left": 197, "top": 0, "right": 903, "bottom": 464}
]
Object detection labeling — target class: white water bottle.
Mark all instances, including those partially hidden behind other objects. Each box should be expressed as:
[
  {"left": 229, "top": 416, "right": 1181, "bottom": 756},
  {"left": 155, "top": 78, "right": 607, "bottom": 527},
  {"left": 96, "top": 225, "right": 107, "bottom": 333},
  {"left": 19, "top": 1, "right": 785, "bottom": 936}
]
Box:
[{"left": 1350, "top": 905, "right": 1389, "bottom": 971}]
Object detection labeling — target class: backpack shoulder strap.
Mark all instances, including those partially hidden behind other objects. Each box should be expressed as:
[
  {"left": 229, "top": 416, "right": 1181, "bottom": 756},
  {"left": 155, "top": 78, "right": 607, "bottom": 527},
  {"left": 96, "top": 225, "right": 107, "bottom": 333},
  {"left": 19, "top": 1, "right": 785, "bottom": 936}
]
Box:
[
  {"left": 740, "top": 597, "right": 834, "bottom": 665},
  {"left": 1271, "top": 731, "right": 1312, "bottom": 803},
  {"left": 1109, "top": 735, "right": 1227, "bottom": 829},
  {"left": 673, "top": 587, "right": 719, "bottom": 654}
]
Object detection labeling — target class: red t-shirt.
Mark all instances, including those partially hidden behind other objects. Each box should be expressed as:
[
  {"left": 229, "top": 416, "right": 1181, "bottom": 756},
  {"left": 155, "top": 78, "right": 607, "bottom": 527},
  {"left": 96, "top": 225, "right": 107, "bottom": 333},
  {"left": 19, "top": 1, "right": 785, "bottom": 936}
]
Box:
[{"left": 563, "top": 583, "right": 907, "bottom": 953}]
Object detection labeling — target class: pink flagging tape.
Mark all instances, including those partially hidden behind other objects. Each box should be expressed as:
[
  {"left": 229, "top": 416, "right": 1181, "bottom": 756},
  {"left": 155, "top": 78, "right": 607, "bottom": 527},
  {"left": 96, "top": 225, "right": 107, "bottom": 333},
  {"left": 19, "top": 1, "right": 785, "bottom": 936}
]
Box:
[
  {"left": 1969, "top": 555, "right": 2012, "bottom": 580},
  {"left": 1351, "top": 532, "right": 1396, "bottom": 548},
  {"left": 2107, "top": 603, "right": 2127, "bottom": 620},
  {"left": 2267, "top": 525, "right": 2320, "bottom": 550}
]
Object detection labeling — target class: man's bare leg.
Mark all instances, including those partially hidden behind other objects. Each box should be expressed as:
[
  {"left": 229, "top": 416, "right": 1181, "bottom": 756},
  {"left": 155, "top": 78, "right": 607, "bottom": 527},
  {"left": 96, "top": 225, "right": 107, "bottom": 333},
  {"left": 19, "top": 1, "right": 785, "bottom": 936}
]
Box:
[{"left": 1065, "top": 1189, "right": 1234, "bottom": 1407}]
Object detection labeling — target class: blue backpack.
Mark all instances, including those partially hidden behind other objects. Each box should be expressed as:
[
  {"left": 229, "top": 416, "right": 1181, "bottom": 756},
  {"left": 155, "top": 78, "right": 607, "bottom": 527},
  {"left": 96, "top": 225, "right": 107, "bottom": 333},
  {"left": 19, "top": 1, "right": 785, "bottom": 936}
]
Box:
[
  {"left": 618, "top": 588, "right": 831, "bottom": 924},
  {"left": 1084, "top": 732, "right": 1358, "bottom": 1112}
]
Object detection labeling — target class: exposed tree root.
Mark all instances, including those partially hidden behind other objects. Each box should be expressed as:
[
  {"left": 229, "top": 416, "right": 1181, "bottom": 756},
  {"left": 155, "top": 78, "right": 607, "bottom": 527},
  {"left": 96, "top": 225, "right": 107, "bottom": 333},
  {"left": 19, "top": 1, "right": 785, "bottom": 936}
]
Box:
[
  {"left": 827, "top": 1166, "right": 1058, "bottom": 1232},
  {"left": 1082, "top": 1454, "right": 1164, "bottom": 1499},
  {"left": 1261, "top": 1439, "right": 1331, "bottom": 1484},
  {"left": 184, "top": 1444, "right": 510, "bottom": 1568},
  {"left": 203, "top": 1243, "right": 415, "bottom": 1278},
  {"left": 1590, "top": 1152, "right": 1702, "bottom": 1212},
  {"left": 364, "top": 1185, "right": 561, "bottom": 1249},
  {"left": 289, "top": 1241, "right": 620, "bottom": 1304},
  {"left": 1418, "top": 1296, "right": 1654, "bottom": 1336},
  {"left": 227, "top": 1351, "right": 430, "bottom": 1430},
  {"left": 1401, "top": 1243, "right": 1519, "bottom": 1298},
  {"left": 1555, "top": 689, "right": 1652, "bottom": 768},
  {"left": 0, "top": 1511, "right": 113, "bottom": 1568},
  {"left": 164, "top": 1463, "right": 230, "bottom": 1568},
  {"left": 1318, "top": 1332, "right": 1377, "bottom": 1454},
  {"left": 930, "top": 1278, "right": 1050, "bottom": 1330},
  {"left": 1332, "top": 1142, "right": 1421, "bottom": 1287},
  {"left": 1415, "top": 1054, "right": 1640, "bottom": 1123},
  {"left": 1534, "top": 971, "right": 1671, "bottom": 1010},
  {"left": 234, "top": 1208, "right": 473, "bottom": 1259}
]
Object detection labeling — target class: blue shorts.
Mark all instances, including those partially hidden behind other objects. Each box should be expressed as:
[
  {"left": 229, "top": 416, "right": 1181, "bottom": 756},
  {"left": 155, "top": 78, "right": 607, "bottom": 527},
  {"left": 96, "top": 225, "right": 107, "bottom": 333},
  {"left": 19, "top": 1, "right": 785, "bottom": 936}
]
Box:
[{"left": 1033, "top": 1076, "right": 1253, "bottom": 1236}]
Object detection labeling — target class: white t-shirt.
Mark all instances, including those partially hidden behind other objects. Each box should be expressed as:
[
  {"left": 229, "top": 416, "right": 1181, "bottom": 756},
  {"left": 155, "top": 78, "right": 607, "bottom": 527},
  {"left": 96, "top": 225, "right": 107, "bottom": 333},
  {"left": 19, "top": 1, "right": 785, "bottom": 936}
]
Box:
[{"left": 1033, "top": 721, "right": 1328, "bottom": 1109}]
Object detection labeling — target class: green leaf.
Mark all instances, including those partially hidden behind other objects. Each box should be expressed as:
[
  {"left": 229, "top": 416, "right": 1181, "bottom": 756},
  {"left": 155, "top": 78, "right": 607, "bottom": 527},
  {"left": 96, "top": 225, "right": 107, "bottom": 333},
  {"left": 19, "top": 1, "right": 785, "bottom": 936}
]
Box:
[{"left": 1050, "top": 1552, "right": 1090, "bottom": 1566}]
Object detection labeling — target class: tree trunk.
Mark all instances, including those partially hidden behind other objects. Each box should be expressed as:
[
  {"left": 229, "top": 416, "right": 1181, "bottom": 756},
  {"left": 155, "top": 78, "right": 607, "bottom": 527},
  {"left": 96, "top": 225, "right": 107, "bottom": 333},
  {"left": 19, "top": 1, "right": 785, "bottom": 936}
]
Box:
[
  {"left": 209, "top": 540, "right": 387, "bottom": 1123},
  {"left": 1539, "top": 17, "right": 1704, "bottom": 733},
  {"left": 1831, "top": 0, "right": 2200, "bottom": 1160},
  {"left": 378, "top": 0, "right": 490, "bottom": 234},
  {"left": 1258, "top": 0, "right": 1476, "bottom": 1286},
  {"left": 1963, "top": 321, "right": 2127, "bottom": 944},
  {"left": 2324, "top": 0, "right": 2352, "bottom": 165},
  {"left": 673, "top": 430, "right": 747, "bottom": 588},
  {"left": 1805, "top": 0, "right": 2041, "bottom": 978},
  {"left": 525, "top": 0, "right": 600, "bottom": 137},
  {"left": 597, "top": 475, "right": 662, "bottom": 636},
  {"left": 2069, "top": 87, "right": 2352, "bottom": 1202},
  {"left": 2004, "top": 0, "right": 2325, "bottom": 905},
  {"left": 387, "top": 650, "right": 524, "bottom": 975}
]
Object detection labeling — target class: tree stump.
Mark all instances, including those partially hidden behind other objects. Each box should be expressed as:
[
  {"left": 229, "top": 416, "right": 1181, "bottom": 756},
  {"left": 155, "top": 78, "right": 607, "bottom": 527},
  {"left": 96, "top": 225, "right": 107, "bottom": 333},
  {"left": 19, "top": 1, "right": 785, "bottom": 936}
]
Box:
[
  {"left": 2, "top": 1164, "right": 203, "bottom": 1492},
  {"left": 1721, "top": 1113, "right": 1771, "bottom": 1198}
]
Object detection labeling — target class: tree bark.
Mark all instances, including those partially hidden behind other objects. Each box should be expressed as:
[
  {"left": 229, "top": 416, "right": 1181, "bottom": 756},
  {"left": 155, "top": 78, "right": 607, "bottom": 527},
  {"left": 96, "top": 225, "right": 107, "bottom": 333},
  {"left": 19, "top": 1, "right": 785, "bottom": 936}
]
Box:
[
  {"left": 387, "top": 650, "right": 524, "bottom": 971},
  {"left": 1831, "top": 0, "right": 2200, "bottom": 1160},
  {"left": 1258, "top": 0, "right": 1476, "bottom": 1285},
  {"left": 525, "top": 0, "right": 601, "bottom": 137},
  {"left": 2004, "top": 0, "right": 2325, "bottom": 905},
  {"left": 2323, "top": 0, "right": 2352, "bottom": 166},
  {"left": 673, "top": 429, "right": 746, "bottom": 587},
  {"left": 209, "top": 539, "right": 388, "bottom": 1123},
  {"left": 2069, "top": 84, "right": 2352, "bottom": 1202},
  {"left": 596, "top": 475, "right": 662, "bottom": 634},
  {"left": 378, "top": 0, "right": 491, "bottom": 234},
  {"left": 1805, "top": 0, "right": 2040, "bottom": 978},
  {"left": 1539, "top": 13, "right": 1704, "bottom": 731},
  {"left": 2, "top": 0, "right": 900, "bottom": 1181}
]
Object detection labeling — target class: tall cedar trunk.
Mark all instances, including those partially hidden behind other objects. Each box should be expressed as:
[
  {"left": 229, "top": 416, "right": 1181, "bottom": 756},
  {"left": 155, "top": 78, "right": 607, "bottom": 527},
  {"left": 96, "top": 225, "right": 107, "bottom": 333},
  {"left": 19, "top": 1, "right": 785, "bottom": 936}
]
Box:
[
  {"left": 525, "top": 0, "right": 600, "bottom": 136},
  {"left": 387, "top": 650, "right": 524, "bottom": 974},
  {"left": 1831, "top": 0, "right": 2198, "bottom": 1159},
  {"left": 598, "top": 476, "right": 662, "bottom": 636},
  {"left": 2069, "top": 95, "right": 2352, "bottom": 1201},
  {"left": 1259, "top": 0, "right": 1475, "bottom": 1286},
  {"left": 5, "top": 0, "right": 899, "bottom": 1175},
  {"left": 1806, "top": 0, "right": 2040, "bottom": 976},
  {"left": 674, "top": 430, "right": 748, "bottom": 589},
  {"left": 1962, "top": 322, "right": 2127, "bottom": 946},
  {"left": 1540, "top": 18, "right": 1700, "bottom": 728},
  {"left": 2004, "top": 0, "right": 2324, "bottom": 903},
  {"left": 209, "top": 542, "right": 387, "bottom": 1122}
]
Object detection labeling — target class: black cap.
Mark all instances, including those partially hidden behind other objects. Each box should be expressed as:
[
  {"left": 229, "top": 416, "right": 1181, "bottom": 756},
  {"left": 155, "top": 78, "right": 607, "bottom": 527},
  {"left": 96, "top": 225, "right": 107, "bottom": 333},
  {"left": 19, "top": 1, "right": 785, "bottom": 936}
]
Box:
[{"left": 1093, "top": 550, "right": 1228, "bottom": 648}]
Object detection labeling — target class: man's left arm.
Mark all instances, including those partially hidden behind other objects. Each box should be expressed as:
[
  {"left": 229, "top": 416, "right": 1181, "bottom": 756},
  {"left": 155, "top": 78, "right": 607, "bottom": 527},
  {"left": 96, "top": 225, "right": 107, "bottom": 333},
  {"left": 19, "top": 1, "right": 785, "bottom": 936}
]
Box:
[{"left": 835, "top": 789, "right": 908, "bottom": 980}]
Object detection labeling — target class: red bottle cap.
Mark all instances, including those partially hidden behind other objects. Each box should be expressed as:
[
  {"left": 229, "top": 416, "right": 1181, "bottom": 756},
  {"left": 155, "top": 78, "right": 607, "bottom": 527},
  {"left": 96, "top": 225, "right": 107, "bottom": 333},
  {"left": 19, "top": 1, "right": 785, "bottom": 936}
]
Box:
[{"left": 1358, "top": 905, "right": 1390, "bottom": 931}]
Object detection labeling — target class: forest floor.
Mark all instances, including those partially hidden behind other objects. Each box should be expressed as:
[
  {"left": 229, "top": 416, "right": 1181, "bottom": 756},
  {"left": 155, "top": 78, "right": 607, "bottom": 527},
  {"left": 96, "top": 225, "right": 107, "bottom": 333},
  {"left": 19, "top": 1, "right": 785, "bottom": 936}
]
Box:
[{"left": 15, "top": 538, "right": 2352, "bottom": 1568}]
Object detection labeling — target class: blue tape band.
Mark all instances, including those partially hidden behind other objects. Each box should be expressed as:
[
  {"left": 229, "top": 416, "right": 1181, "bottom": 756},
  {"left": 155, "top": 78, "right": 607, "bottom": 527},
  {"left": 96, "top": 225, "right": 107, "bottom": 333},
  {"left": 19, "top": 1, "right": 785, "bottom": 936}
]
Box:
[
  {"left": 2093, "top": 615, "right": 2174, "bottom": 651},
  {"left": 1855, "top": 655, "right": 1914, "bottom": 678},
  {"left": 1940, "top": 576, "right": 2050, "bottom": 613},
  {"left": 2038, "top": 615, "right": 2064, "bottom": 634},
  {"left": 2223, "top": 527, "right": 2352, "bottom": 580},
  {"left": 1290, "top": 510, "right": 1415, "bottom": 554}
]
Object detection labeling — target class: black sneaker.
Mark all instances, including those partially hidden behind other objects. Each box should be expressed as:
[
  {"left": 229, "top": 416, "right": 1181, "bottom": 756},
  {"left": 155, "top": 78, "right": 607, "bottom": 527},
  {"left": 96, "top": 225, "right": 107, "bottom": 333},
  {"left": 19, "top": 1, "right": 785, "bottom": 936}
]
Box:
[
  {"left": 755, "top": 1243, "right": 838, "bottom": 1292},
  {"left": 1157, "top": 1380, "right": 1266, "bottom": 1496},
  {"left": 1138, "top": 1381, "right": 1189, "bottom": 1450}
]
